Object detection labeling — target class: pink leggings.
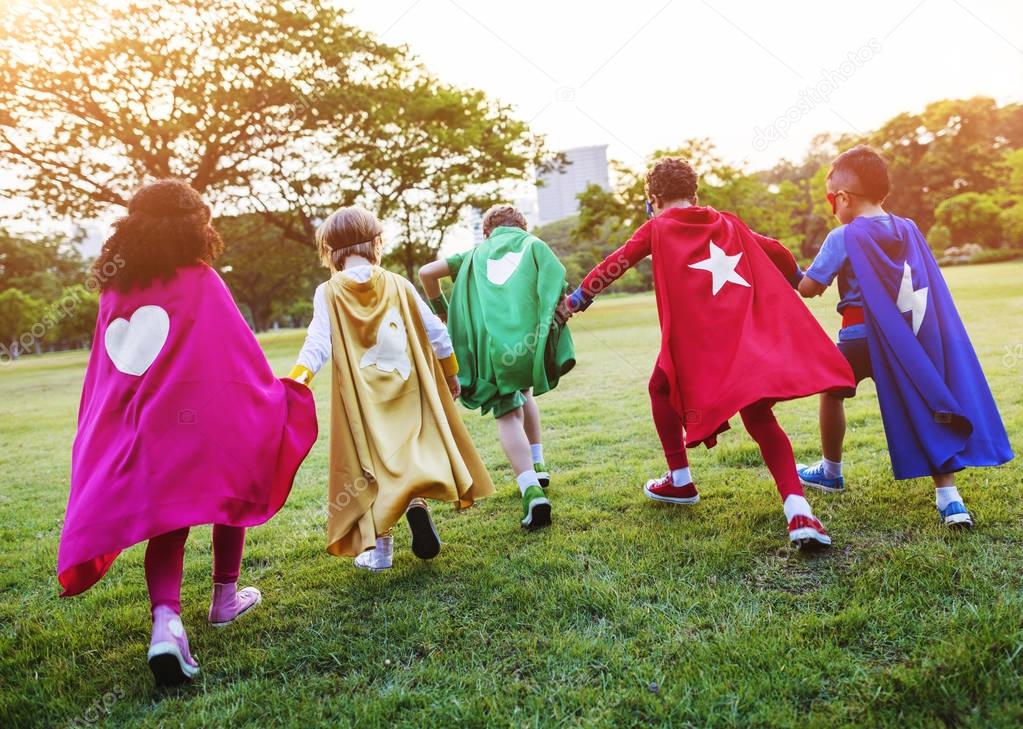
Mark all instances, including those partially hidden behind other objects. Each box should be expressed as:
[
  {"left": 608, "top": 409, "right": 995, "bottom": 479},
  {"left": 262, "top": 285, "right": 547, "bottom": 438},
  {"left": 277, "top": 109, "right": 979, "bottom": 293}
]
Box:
[
  {"left": 144, "top": 525, "right": 246, "bottom": 614},
  {"left": 648, "top": 365, "right": 804, "bottom": 502}
]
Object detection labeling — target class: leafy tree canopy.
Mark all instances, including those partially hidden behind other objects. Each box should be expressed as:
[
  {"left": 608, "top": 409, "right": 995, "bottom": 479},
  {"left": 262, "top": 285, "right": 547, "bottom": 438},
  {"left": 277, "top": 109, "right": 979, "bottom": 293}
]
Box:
[{"left": 0, "top": 0, "right": 547, "bottom": 279}]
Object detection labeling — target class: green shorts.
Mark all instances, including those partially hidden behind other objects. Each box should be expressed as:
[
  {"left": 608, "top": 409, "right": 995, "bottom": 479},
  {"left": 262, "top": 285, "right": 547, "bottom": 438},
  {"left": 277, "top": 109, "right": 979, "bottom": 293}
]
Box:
[{"left": 482, "top": 389, "right": 528, "bottom": 419}]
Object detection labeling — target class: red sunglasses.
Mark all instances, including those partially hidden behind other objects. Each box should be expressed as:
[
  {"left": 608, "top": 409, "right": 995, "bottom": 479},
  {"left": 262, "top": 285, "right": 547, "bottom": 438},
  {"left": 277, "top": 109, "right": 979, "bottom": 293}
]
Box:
[{"left": 827, "top": 189, "right": 870, "bottom": 215}]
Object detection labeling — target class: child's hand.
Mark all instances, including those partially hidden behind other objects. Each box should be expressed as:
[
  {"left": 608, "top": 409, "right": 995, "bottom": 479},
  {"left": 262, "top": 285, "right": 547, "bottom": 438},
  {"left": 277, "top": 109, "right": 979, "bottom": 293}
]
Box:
[
  {"left": 288, "top": 365, "right": 314, "bottom": 387},
  {"left": 564, "top": 287, "right": 593, "bottom": 317},
  {"left": 555, "top": 297, "right": 575, "bottom": 325},
  {"left": 446, "top": 374, "right": 461, "bottom": 398}
]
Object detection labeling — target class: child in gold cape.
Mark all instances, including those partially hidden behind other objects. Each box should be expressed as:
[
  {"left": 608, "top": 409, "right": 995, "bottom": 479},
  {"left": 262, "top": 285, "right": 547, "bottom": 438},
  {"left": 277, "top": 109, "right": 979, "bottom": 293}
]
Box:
[{"left": 290, "top": 206, "right": 494, "bottom": 570}]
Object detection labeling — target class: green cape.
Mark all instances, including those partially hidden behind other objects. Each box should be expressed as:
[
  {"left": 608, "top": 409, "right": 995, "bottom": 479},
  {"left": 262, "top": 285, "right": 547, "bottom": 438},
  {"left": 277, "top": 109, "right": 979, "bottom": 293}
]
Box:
[{"left": 446, "top": 226, "right": 575, "bottom": 414}]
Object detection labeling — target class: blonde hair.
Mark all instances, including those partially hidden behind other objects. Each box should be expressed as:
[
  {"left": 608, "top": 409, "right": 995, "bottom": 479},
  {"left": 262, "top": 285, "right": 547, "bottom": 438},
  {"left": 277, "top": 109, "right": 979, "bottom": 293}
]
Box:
[
  {"left": 316, "top": 205, "right": 383, "bottom": 270},
  {"left": 481, "top": 204, "right": 528, "bottom": 238}
]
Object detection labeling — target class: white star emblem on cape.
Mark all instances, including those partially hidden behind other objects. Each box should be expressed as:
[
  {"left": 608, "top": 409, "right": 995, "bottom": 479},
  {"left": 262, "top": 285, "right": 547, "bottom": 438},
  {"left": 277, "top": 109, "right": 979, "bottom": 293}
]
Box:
[
  {"left": 688, "top": 240, "right": 751, "bottom": 295},
  {"left": 896, "top": 261, "right": 928, "bottom": 335}
]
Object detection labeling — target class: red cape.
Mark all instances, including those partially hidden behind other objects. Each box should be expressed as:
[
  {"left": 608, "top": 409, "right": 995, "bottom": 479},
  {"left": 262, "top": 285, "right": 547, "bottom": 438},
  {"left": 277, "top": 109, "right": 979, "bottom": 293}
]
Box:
[{"left": 650, "top": 207, "right": 853, "bottom": 447}]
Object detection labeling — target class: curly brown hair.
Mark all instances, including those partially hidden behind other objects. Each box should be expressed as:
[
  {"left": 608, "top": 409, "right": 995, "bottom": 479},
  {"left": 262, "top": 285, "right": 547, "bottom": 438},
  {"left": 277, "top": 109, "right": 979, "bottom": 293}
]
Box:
[
  {"left": 93, "top": 179, "right": 224, "bottom": 291},
  {"left": 645, "top": 157, "right": 698, "bottom": 204},
  {"left": 481, "top": 204, "right": 528, "bottom": 238}
]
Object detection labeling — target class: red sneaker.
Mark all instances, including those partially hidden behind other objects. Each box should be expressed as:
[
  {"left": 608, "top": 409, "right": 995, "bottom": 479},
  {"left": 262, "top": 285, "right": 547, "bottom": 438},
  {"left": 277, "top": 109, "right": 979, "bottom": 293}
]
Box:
[
  {"left": 643, "top": 473, "right": 700, "bottom": 504},
  {"left": 787, "top": 514, "right": 832, "bottom": 550}
]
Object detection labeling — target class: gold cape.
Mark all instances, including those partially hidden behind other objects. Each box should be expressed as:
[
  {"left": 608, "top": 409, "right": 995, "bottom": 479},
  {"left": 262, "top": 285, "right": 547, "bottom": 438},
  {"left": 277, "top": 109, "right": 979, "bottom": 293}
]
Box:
[{"left": 323, "top": 267, "right": 494, "bottom": 556}]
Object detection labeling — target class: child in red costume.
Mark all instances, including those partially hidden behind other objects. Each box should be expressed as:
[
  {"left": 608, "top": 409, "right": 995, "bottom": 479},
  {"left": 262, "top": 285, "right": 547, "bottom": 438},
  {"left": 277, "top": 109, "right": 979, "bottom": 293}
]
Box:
[{"left": 565, "top": 158, "right": 854, "bottom": 549}]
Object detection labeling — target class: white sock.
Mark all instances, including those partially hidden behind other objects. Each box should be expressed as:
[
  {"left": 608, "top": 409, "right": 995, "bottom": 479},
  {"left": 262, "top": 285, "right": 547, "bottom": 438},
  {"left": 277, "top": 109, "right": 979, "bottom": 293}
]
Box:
[
  {"left": 783, "top": 494, "right": 814, "bottom": 522},
  {"left": 671, "top": 467, "right": 692, "bottom": 486},
  {"left": 516, "top": 469, "right": 540, "bottom": 496},
  {"left": 822, "top": 458, "right": 842, "bottom": 479},
  {"left": 935, "top": 486, "right": 963, "bottom": 510},
  {"left": 530, "top": 444, "right": 544, "bottom": 465}
]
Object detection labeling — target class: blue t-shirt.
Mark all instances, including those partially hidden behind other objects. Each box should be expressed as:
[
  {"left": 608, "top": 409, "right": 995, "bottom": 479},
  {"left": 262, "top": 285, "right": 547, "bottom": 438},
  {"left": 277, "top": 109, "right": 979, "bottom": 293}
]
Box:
[{"left": 805, "top": 215, "right": 893, "bottom": 341}]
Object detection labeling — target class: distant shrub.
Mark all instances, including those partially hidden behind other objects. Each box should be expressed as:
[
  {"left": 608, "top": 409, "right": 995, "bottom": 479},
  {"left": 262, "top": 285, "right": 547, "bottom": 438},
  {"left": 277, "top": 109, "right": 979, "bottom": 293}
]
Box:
[
  {"left": 966, "top": 248, "right": 1023, "bottom": 265},
  {"left": 938, "top": 244, "right": 1023, "bottom": 266},
  {"left": 999, "top": 204, "right": 1023, "bottom": 247},
  {"left": 934, "top": 192, "right": 1003, "bottom": 247},
  {"left": 926, "top": 224, "right": 953, "bottom": 249}
]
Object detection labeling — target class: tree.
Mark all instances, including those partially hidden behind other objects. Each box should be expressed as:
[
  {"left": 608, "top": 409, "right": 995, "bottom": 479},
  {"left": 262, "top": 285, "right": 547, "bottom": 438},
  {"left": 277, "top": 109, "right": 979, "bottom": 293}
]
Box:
[
  {"left": 0, "top": 229, "right": 86, "bottom": 300},
  {"left": 1, "top": 0, "right": 382, "bottom": 217},
  {"left": 52, "top": 285, "right": 100, "bottom": 349},
  {"left": 763, "top": 134, "right": 837, "bottom": 257},
  {"left": 569, "top": 173, "right": 652, "bottom": 292},
  {"left": 216, "top": 214, "right": 325, "bottom": 331},
  {"left": 569, "top": 139, "right": 807, "bottom": 291},
  {"left": 999, "top": 205, "right": 1023, "bottom": 247},
  {"left": 933, "top": 192, "right": 1003, "bottom": 247},
  {"left": 348, "top": 82, "right": 541, "bottom": 280},
  {"left": 0, "top": 0, "right": 545, "bottom": 267},
  {"left": 0, "top": 288, "right": 43, "bottom": 361},
  {"left": 998, "top": 148, "right": 1023, "bottom": 198},
  {"left": 858, "top": 97, "right": 1023, "bottom": 230},
  {"left": 926, "top": 224, "right": 953, "bottom": 250}
]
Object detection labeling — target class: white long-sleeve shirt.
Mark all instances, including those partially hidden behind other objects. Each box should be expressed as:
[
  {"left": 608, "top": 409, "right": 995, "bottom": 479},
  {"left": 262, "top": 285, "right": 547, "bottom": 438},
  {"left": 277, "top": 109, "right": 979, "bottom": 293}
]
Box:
[{"left": 294, "top": 265, "right": 453, "bottom": 376}]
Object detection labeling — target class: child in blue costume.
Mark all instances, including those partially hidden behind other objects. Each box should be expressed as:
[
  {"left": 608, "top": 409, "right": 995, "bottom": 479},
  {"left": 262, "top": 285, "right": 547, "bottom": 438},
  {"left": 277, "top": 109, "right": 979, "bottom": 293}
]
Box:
[{"left": 797, "top": 146, "right": 1013, "bottom": 528}]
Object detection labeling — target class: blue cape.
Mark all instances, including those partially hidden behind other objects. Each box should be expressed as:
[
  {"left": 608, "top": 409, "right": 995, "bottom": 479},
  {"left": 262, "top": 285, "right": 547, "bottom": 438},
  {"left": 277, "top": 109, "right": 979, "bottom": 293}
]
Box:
[{"left": 843, "top": 214, "right": 1012, "bottom": 479}]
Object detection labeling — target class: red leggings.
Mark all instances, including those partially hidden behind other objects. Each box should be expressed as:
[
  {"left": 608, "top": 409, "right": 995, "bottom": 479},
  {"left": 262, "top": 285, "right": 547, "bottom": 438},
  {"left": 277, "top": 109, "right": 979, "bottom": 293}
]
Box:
[
  {"left": 144, "top": 525, "right": 246, "bottom": 614},
  {"left": 648, "top": 365, "right": 803, "bottom": 502}
]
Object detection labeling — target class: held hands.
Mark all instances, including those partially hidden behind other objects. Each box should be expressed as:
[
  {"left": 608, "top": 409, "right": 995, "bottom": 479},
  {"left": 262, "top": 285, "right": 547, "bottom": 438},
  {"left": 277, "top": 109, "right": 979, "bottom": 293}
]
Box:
[
  {"left": 446, "top": 374, "right": 461, "bottom": 399},
  {"left": 556, "top": 287, "right": 593, "bottom": 326},
  {"left": 555, "top": 296, "right": 575, "bottom": 326}
]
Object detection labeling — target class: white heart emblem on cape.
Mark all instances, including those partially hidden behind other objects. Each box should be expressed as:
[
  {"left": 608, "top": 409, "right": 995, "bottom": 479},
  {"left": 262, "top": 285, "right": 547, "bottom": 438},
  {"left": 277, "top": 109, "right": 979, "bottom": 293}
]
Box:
[
  {"left": 486, "top": 250, "right": 525, "bottom": 286},
  {"left": 104, "top": 305, "right": 170, "bottom": 376}
]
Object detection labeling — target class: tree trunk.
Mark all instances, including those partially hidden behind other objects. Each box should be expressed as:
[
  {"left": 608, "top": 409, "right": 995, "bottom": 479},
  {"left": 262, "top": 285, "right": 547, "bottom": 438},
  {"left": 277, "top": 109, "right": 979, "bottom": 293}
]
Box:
[
  {"left": 404, "top": 242, "right": 414, "bottom": 281},
  {"left": 251, "top": 304, "right": 271, "bottom": 333}
]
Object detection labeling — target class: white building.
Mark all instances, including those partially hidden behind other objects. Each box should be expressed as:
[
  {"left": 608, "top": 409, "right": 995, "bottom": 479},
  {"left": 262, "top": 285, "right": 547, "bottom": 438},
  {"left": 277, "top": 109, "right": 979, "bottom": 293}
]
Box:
[{"left": 536, "top": 145, "right": 610, "bottom": 224}]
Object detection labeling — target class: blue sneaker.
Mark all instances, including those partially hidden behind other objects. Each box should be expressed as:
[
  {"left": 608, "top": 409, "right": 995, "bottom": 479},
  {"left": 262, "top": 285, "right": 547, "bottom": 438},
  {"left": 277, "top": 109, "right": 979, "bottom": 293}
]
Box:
[
  {"left": 938, "top": 501, "right": 974, "bottom": 529},
  {"left": 796, "top": 461, "right": 845, "bottom": 493}
]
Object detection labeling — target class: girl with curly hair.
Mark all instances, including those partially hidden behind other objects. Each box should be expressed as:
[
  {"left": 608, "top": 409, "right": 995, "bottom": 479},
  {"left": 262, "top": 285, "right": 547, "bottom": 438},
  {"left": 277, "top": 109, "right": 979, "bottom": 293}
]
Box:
[{"left": 58, "top": 179, "right": 318, "bottom": 686}]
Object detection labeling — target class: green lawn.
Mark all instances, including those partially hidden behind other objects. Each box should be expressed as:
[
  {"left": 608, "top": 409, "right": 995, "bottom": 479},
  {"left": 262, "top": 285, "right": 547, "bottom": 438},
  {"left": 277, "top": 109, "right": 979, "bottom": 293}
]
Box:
[{"left": 1, "top": 262, "right": 1022, "bottom": 728}]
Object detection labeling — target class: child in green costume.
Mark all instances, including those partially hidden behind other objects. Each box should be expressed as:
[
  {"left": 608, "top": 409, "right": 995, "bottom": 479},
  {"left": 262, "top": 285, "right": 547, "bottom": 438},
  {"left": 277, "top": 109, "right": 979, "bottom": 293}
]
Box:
[{"left": 420, "top": 205, "right": 575, "bottom": 530}]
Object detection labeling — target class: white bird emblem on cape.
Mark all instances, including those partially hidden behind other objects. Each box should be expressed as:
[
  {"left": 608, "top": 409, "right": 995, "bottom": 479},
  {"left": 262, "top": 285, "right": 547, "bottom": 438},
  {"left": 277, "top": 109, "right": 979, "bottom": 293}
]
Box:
[
  {"left": 486, "top": 250, "right": 525, "bottom": 286},
  {"left": 360, "top": 307, "right": 412, "bottom": 380}
]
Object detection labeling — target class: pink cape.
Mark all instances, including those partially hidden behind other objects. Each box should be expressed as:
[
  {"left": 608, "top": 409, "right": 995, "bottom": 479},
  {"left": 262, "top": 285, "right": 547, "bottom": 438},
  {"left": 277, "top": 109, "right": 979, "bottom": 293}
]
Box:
[{"left": 57, "top": 264, "right": 317, "bottom": 596}]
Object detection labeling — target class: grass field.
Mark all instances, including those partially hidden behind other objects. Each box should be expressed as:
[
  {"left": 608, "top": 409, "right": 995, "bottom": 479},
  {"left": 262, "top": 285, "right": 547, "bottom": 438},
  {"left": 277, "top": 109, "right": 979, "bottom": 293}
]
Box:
[{"left": 1, "top": 261, "right": 1022, "bottom": 728}]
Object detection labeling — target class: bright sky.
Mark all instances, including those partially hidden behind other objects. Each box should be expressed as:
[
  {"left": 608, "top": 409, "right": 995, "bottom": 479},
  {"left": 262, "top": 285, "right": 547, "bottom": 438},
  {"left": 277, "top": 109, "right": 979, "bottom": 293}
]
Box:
[
  {"left": 5, "top": 0, "right": 1022, "bottom": 251},
  {"left": 348, "top": 0, "right": 1023, "bottom": 170}
]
